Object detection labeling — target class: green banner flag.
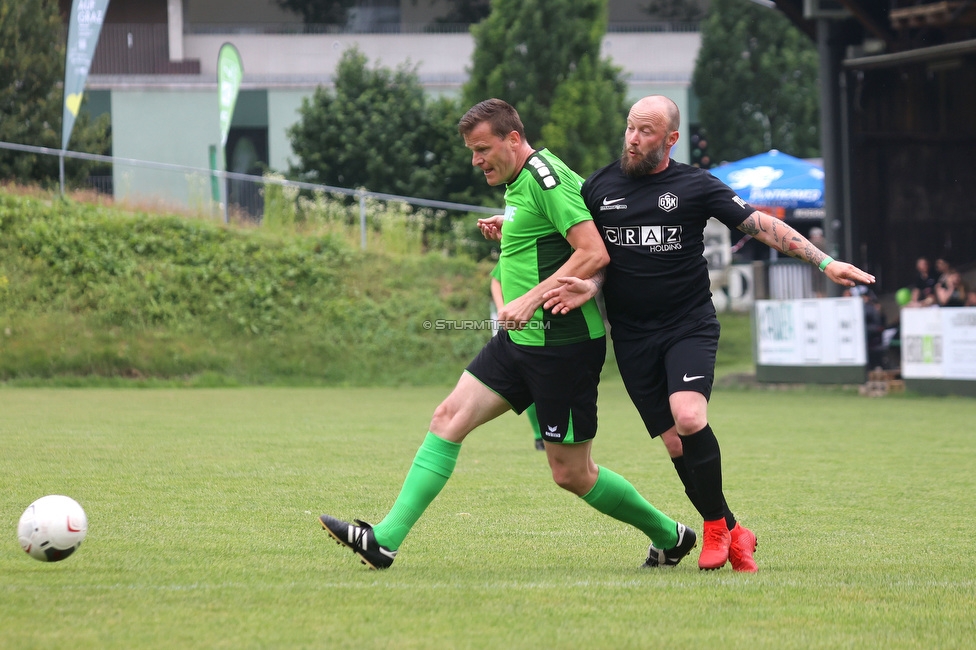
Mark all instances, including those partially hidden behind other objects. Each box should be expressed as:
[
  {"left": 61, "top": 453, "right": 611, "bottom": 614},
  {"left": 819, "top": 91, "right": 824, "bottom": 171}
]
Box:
[
  {"left": 217, "top": 43, "right": 244, "bottom": 148},
  {"left": 62, "top": 0, "right": 110, "bottom": 151}
]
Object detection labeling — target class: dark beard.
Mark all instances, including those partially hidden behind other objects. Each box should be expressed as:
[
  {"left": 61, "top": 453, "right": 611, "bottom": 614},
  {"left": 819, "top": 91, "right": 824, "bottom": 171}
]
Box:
[{"left": 620, "top": 142, "right": 667, "bottom": 178}]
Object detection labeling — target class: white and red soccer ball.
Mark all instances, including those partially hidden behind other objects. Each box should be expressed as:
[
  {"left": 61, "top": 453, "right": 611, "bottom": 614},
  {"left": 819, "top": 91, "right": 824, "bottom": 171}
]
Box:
[{"left": 18, "top": 495, "right": 88, "bottom": 562}]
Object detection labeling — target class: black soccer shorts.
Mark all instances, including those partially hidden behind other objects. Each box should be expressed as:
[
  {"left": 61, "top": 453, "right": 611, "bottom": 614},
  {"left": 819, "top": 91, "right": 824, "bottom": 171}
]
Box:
[
  {"left": 613, "top": 310, "right": 720, "bottom": 438},
  {"left": 465, "top": 330, "right": 606, "bottom": 444}
]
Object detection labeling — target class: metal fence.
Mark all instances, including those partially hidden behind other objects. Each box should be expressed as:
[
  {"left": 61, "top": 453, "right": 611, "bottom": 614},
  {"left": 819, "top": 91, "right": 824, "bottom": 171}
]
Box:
[
  {"left": 768, "top": 260, "right": 819, "bottom": 300},
  {"left": 182, "top": 21, "right": 701, "bottom": 34},
  {"left": 0, "top": 140, "right": 499, "bottom": 250},
  {"left": 91, "top": 24, "right": 201, "bottom": 75}
]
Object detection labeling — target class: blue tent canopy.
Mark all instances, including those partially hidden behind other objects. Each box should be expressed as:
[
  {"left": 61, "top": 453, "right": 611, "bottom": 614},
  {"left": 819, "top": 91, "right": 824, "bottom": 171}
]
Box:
[{"left": 708, "top": 150, "right": 824, "bottom": 210}]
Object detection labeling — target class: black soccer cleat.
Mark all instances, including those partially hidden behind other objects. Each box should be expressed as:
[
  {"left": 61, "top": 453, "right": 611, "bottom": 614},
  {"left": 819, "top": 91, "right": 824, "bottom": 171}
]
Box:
[
  {"left": 641, "top": 522, "right": 698, "bottom": 568},
  {"left": 319, "top": 515, "right": 397, "bottom": 570}
]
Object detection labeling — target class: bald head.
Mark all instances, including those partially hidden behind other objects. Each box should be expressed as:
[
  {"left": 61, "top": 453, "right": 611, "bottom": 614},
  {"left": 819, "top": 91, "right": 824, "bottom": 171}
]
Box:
[
  {"left": 629, "top": 95, "right": 680, "bottom": 132},
  {"left": 620, "top": 95, "right": 681, "bottom": 177}
]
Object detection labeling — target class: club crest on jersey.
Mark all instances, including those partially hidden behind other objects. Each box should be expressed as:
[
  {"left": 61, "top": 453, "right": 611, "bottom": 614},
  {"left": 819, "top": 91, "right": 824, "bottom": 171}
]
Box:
[
  {"left": 602, "top": 225, "right": 683, "bottom": 251},
  {"left": 659, "top": 192, "right": 678, "bottom": 212}
]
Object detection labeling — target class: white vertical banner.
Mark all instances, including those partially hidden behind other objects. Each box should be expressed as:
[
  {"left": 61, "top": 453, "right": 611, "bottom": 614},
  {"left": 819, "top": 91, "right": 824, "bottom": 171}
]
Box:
[
  {"left": 63, "top": 0, "right": 111, "bottom": 151},
  {"left": 217, "top": 43, "right": 243, "bottom": 149},
  {"left": 216, "top": 43, "right": 243, "bottom": 222}
]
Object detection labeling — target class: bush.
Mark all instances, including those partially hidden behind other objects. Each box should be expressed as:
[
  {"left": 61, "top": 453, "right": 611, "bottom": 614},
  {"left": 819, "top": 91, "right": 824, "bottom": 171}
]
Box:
[{"left": 0, "top": 189, "right": 492, "bottom": 385}]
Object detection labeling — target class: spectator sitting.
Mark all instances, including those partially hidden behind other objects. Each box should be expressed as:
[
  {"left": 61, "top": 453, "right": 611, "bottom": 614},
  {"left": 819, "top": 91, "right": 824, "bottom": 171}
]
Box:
[
  {"left": 907, "top": 256, "right": 937, "bottom": 307},
  {"left": 934, "top": 257, "right": 952, "bottom": 288},
  {"left": 936, "top": 269, "right": 969, "bottom": 307}
]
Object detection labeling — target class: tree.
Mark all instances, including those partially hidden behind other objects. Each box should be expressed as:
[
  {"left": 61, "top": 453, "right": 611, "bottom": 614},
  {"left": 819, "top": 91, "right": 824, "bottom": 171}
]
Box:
[
  {"left": 0, "top": 0, "right": 110, "bottom": 187},
  {"left": 287, "top": 47, "right": 492, "bottom": 205},
  {"left": 288, "top": 48, "right": 429, "bottom": 196},
  {"left": 692, "top": 0, "right": 820, "bottom": 164},
  {"left": 419, "top": 95, "right": 497, "bottom": 205},
  {"left": 463, "top": 0, "right": 627, "bottom": 175},
  {"left": 540, "top": 55, "right": 627, "bottom": 176}
]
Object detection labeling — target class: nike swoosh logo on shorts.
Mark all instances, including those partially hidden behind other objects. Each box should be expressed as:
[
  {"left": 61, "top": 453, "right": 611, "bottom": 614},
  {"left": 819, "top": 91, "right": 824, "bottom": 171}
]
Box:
[
  {"left": 602, "top": 196, "right": 626, "bottom": 205},
  {"left": 682, "top": 374, "right": 705, "bottom": 382}
]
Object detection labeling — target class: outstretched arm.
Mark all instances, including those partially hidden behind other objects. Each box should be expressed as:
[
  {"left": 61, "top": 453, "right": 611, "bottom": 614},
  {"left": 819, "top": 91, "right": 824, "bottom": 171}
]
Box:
[{"left": 738, "top": 211, "right": 875, "bottom": 287}]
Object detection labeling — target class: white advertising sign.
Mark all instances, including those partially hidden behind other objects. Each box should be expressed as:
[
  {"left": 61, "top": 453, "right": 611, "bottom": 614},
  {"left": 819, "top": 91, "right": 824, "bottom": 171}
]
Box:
[
  {"left": 901, "top": 307, "right": 976, "bottom": 380},
  {"left": 900, "top": 308, "right": 943, "bottom": 378},
  {"left": 755, "top": 297, "right": 866, "bottom": 366},
  {"left": 944, "top": 309, "right": 976, "bottom": 379}
]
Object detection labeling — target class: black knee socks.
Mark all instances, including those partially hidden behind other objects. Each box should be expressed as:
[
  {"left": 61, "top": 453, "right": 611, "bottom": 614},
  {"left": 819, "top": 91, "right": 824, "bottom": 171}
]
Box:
[{"left": 674, "top": 424, "right": 735, "bottom": 527}]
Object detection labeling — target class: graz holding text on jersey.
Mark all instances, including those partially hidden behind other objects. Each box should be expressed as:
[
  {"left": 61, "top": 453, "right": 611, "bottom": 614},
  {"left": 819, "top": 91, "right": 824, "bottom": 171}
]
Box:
[{"left": 602, "top": 224, "right": 683, "bottom": 252}]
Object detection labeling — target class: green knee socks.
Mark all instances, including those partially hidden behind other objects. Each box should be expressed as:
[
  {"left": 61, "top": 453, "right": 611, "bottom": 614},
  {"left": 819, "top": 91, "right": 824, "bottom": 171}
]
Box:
[
  {"left": 371, "top": 438, "right": 675, "bottom": 553},
  {"left": 581, "top": 466, "right": 678, "bottom": 549},
  {"left": 372, "top": 432, "right": 460, "bottom": 550}
]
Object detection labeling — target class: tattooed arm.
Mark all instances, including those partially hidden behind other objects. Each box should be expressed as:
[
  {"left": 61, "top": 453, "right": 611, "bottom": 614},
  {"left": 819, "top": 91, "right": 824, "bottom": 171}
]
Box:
[{"left": 738, "top": 211, "right": 876, "bottom": 288}]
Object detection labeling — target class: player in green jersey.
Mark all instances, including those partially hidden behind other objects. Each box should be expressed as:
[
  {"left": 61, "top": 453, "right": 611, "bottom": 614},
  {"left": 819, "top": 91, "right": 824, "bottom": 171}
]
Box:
[{"left": 320, "top": 98, "right": 695, "bottom": 570}]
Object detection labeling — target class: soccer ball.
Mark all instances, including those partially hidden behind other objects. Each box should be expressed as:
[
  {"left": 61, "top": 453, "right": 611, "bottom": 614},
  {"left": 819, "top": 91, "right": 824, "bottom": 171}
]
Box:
[{"left": 17, "top": 495, "right": 88, "bottom": 562}]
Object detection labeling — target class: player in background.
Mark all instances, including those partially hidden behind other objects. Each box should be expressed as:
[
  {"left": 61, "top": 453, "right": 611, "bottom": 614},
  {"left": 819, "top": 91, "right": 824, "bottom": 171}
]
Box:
[
  {"left": 319, "top": 98, "right": 696, "bottom": 570},
  {"left": 490, "top": 263, "right": 544, "bottom": 451},
  {"left": 485, "top": 95, "right": 875, "bottom": 572}
]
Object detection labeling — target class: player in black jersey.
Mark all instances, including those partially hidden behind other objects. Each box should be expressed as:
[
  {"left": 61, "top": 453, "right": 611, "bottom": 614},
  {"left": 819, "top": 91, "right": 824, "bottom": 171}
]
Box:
[{"left": 538, "top": 95, "right": 876, "bottom": 572}]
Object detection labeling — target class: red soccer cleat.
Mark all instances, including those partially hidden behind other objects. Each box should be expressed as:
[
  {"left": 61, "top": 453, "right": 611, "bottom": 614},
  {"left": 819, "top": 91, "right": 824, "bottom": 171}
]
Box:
[
  {"left": 728, "top": 522, "right": 758, "bottom": 573},
  {"left": 698, "top": 518, "right": 731, "bottom": 570}
]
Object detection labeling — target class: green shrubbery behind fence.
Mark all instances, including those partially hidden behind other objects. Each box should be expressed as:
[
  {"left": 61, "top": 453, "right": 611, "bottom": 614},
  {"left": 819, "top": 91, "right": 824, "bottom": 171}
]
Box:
[{"left": 0, "top": 188, "right": 492, "bottom": 385}]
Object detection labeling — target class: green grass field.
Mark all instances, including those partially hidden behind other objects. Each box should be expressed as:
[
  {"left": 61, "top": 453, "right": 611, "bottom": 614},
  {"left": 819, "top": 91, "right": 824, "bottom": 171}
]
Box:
[{"left": 2, "top": 384, "right": 975, "bottom": 649}]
